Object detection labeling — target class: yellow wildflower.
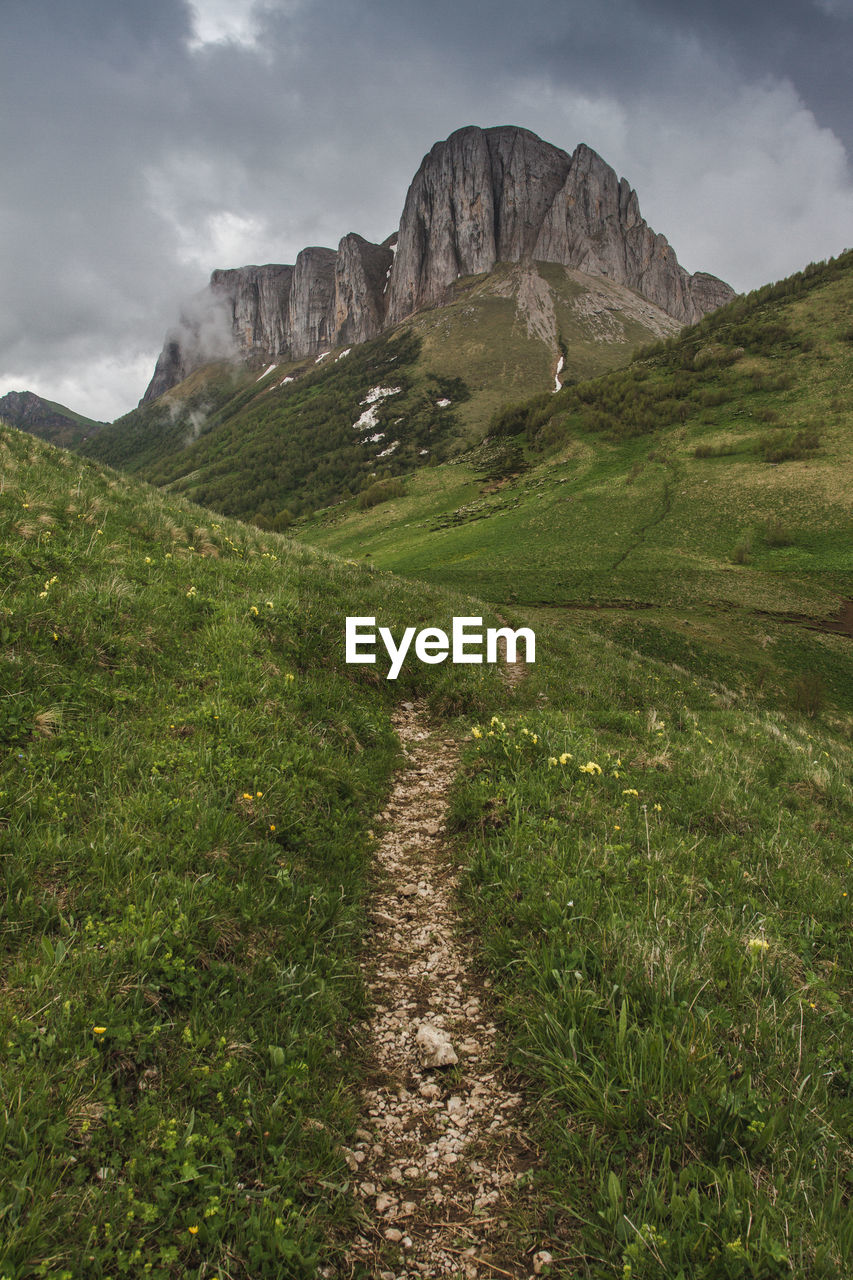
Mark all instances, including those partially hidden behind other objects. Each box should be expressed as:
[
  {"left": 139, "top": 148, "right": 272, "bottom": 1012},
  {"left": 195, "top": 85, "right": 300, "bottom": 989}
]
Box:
[
  {"left": 250, "top": 605, "right": 259, "bottom": 616},
  {"left": 622, "top": 788, "right": 639, "bottom": 797},
  {"left": 559, "top": 753, "right": 572, "bottom": 764},
  {"left": 579, "top": 761, "right": 602, "bottom": 775},
  {"left": 747, "top": 937, "right": 769, "bottom": 956},
  {"left": 93, "top": 1026, "right": 107, "bottom": 1036},
  {"left": 471, "top": 727, "right": 483, "bottom": 739},
  {"left": 548, "top": 757, "right": 558, "bottom": 767},
  {"left": 188, "top": 1225, "right": 199, "bottom": 1235}
]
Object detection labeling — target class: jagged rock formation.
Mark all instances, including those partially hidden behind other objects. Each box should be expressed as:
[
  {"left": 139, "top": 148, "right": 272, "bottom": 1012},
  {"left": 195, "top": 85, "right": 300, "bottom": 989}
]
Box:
[{"left": 143, "top": 125, "right": 734, "bottom": 402}]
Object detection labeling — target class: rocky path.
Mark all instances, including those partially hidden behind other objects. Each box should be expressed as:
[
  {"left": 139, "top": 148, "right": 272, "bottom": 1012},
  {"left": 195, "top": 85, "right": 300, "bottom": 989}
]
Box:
[{"left": 341, "top": 700, "right": 549, "bottom": 1280}]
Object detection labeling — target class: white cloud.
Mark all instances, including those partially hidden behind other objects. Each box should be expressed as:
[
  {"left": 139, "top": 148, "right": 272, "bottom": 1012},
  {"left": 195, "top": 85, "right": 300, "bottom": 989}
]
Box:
[{"left": 187, "top": 0, "right": 264, "bottom": 50}]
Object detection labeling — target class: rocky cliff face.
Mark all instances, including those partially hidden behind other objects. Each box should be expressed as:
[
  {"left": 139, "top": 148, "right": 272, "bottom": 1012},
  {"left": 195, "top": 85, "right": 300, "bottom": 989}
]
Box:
[{"left": 143, "top": 125, "right": 734, "bottom": 402}]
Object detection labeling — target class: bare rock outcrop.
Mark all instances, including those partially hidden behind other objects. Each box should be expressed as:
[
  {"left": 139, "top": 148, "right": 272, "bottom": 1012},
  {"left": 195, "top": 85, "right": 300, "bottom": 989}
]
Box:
[
  {"left": 142, "top": 124, "right": 734, "bottom": 402},
  {"left": 389, "top": 128, "right": 732, "bottom": 328},
  {"left": 334, "top": 233, "right": 395, "bottom": 347}
]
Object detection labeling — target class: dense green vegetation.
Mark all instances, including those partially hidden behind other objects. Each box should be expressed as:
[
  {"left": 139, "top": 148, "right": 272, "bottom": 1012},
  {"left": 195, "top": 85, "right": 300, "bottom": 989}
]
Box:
[
  {"left": 82, "top": 331, "right": 468, "bottom": 524},
  {"left": 450, "top": 611, "right": 852, "bottom": 1276},
  {"left": 0, "top": 422, "right": 500, "bottom": 1278}
]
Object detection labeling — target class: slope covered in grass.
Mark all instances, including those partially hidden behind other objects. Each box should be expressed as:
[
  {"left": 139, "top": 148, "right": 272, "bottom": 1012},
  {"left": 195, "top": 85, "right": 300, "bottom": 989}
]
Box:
[
  {"left": 299, "top": 251, "right": 853, "bottom": 624},
  {"left": 450, "top": 609, "right": 852, "bottom": 1277},
  {"left": 0, "top": 422, "right": 500, "bottom": 1278}
]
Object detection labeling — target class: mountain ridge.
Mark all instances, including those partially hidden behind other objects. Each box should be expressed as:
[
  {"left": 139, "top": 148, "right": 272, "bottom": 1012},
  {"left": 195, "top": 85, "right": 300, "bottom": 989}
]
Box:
[
  {"left": 143, "top": 125, "right": 733, "bottom": 403},
  {"left": 0, "top": 389, "right": 104, "bottom": 447}
]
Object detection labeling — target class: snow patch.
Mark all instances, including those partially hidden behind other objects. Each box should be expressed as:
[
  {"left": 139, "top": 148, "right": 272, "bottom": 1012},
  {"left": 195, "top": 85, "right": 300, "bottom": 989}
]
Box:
[
  {"left": 419, "top": 448, "right": 429, "bottom": 455},
  {"left": 256, "top": 364, "right": 276, "bottom": 382},
  {"left": 362, "top": 385, "right": 401, "bottom": 405},
  {"left": 376, "top": 440, "right": 399, "bottom": 458},
  {"left": 352, "top": 386, "right": 402, "bottom": 431},
  {"left": 553, "top": 355, "right": 564, "bottom": 394},
  {"left": 435, "top": 397, "right": 451, "bottom": 408},
  {"left": 280, "top": 376, "right": 294, "bottom": 385},
  {"left": 352, "top": 404, "right": 380, "bottom": 431},
  {"left": 335, "top": 348, "right": 351, "bottom": 361},
  {"left": 364, "top": 432, "right": 385, "bottom": 444},
  {"left": 315, "top": 352, "right": 330, "bottom": 364}
]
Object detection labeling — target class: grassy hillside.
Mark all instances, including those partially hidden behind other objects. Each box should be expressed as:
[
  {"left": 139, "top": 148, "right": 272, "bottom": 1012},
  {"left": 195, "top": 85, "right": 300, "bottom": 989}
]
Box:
[
  {"left": 0, "top": 421, "right": 500, "bottom": 1278},
  {"left": 298, "top": 252, "right": 853, "bottom": 630},
  {"left": 3, "top": 369, "right": 851, "bottom": 1277},
  {"left": 450, "top": 610, "right": 852, "bottom": 1276},
  {"left": 81, "top": 262, "right": 674, "bottom": 526}
]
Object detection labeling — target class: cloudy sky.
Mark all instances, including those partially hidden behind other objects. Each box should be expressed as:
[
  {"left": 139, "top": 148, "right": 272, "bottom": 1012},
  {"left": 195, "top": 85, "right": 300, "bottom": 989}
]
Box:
[{"left": 1, "top": 0, "right": 851, "bottom": 421}]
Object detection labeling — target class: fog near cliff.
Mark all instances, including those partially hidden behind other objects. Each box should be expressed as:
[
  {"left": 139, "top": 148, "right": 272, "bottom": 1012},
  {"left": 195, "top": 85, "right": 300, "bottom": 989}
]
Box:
[{"left": 0, "top": 0, "right": 851, "bottom": 421}]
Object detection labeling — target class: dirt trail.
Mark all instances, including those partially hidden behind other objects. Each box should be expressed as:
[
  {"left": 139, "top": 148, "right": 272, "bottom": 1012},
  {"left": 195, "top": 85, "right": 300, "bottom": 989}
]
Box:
[{"left": 341, "top": 686, "right": 545, "bottom": 1280}]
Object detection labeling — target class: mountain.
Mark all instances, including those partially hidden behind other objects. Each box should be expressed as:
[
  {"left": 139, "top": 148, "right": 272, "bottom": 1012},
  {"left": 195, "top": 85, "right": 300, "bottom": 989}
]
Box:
[
  {"left": 0, "top": 389, "right": 104, "bottom": 447},
  {"left": 142, "top": 125, "right": 733, "bottom": 402},
  {"left": 81, "top": 260, "right": 681, "bottom": 527}
]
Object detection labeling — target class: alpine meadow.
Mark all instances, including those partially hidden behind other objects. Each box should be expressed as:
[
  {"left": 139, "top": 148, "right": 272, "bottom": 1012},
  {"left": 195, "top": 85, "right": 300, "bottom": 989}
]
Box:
[{"left": 1, "top": 113, "right": 852, "bottom": 1280}]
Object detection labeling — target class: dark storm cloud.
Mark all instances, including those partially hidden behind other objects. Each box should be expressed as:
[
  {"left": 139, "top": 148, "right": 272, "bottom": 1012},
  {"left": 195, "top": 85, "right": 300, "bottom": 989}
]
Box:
[{"left": 1, "top": 0, "right": 851, "bottom": 419}]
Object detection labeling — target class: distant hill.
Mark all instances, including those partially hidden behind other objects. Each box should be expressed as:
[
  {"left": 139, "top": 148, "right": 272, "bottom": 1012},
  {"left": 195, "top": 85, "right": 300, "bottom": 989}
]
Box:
[{"left": 0, "top": 389, "right": 105, "bottom": 447}]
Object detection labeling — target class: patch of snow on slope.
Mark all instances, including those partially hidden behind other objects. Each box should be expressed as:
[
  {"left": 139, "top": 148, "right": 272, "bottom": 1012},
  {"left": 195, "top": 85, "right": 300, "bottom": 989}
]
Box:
[
  {"left": 352, "top": 404, "right": 380, "bottom": 431},
  {"left": 365, "top": 432, "right": 385, "bottom": 444},
  {"left": 553, "top": 355, "right": 564, "bottom": 393},
  {"left": 419, "top": 448, "right": 429, "bottom": 455},
  {"left": 376, "top": 440, "right": 399, "bottom": 458},
  {"left": 256, "top": 364, "right": 276, "bottom": 382},
  {"left": 436, "top": 397, "right": 451, "bottom": 407},
  {"left": 280, "top": 376, "right": 294, "bottom": 385},
  {"left": 336, "top": 348, "right": 351, "bottom": 361},
  {"left": 315, "top": 352, "right": 330, "bottom": 363},
  {"left": 362, "top": 385, "right": 401, "bottom": 405}
]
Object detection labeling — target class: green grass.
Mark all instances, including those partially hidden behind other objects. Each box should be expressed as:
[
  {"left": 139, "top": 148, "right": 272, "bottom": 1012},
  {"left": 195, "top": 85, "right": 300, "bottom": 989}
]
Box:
[
  {"left": 297, "top": 251, "right": 853, "bottom": 632},
  {"left": 4, "top": 246, "right": 853, "bottom": 1279},
  {"left": 0, "top": 422, "right": 502, "bottom": 1278},
  {"left": 448, "top": 610, "right": 853, "bottom": 1277}
]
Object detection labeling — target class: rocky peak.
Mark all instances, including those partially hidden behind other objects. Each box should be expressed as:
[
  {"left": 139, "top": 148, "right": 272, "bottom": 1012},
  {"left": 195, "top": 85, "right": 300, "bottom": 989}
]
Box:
[{"left": 142, "top": 124, "right": 734, "bottom": 401}]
